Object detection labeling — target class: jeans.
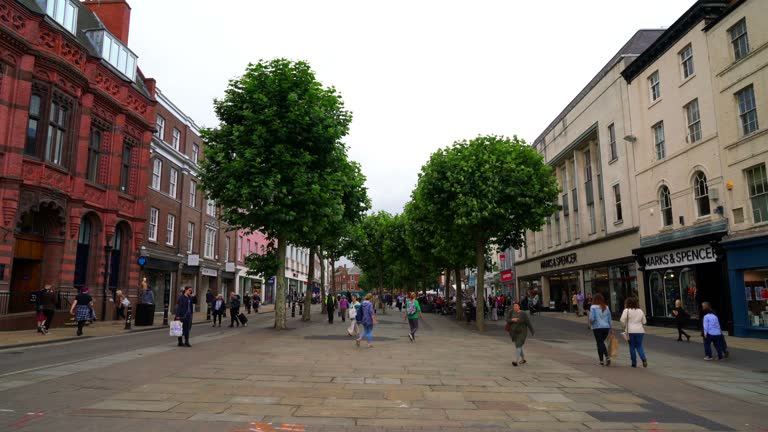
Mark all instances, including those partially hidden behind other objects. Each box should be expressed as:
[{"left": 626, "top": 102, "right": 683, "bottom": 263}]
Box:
[
  {"left": 592, "top": 328, "right": 610, "bottom": 361},
  {"left": 408, "top": 318, "right": 419, "bottom": 336},
  {"left": 704, "top": 334, "right": 726, "bottom": 359},
  {"left": 348, "top": 320, "right": 359, "bottom": 335},
  {"left": 361, "top": 324, "right": 374, "bottom": 343},
  {"left": 340, "top": 308, "right": 347, "bottom": 322},
  {"left": 515, "top": 346, "right": 525, "bottom": 361},
  {"left": 177, "top": 317, "right": 191, "bottom": 344},
  {"left": 628, "top": 333, "right": 647, "bottom": 366}
]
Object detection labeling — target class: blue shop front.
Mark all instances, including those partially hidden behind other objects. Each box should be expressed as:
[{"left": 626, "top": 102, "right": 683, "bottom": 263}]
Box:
[{"left": 722, "top": 234, "right": 768, "bottom": 339}]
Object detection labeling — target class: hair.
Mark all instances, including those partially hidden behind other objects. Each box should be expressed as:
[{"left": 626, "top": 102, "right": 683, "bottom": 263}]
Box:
[
  {"left": 675, "top": 299, "right": 682, "bottom": 308},
  {"left": 624, "top": 296, "right": 640, "bottom": 309},
  {"left": 116, "top": 290, "right": 123, "bottom": 297},
  {"left": 593, "top": 293, "right": 607, "bottom": 312},
  {"left": 364, "top": 293, "right": 373, "bottom": 301},
  {"left": 409, "top": 292, "right": 416, "bottom": 300},
  {"left": 702, "top": 301, "right": 712, "bottom": 313}
]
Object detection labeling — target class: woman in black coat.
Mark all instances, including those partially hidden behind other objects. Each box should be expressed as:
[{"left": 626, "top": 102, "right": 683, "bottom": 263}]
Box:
[{"left": 672, "top": 299, "right": 691, "bottom": 342}]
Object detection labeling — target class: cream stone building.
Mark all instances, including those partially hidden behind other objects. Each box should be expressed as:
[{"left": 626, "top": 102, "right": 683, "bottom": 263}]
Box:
[{"left": 515, "top": 30, "right": 663, "bottom": 318}]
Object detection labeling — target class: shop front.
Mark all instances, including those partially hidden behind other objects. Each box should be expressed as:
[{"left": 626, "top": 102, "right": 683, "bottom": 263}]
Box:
[
  {"left": 634, "top": 233, "right": 729, "bottom": 330},
  {"left": 722, "top": 234, "right": 768, "bottom": 338}
]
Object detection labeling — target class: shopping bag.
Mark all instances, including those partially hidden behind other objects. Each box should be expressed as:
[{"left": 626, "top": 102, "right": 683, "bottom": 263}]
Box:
[
  {"left": 170, "top": 320, "right": 183, "bottom": 337},
  {"left": 607, "top": 333, "right": 619, "bottom": 358}
]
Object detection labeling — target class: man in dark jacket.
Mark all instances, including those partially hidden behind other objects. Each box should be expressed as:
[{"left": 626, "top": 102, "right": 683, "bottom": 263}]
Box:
[
  {"left": 40, "top": 284, "right": 57, "bottom": 331},
  {"left": 175, "top": 286, "right": 194, "bottom": 347},
  {"left": 229, "top": 293, "right": 242, "bottom": 327},
  {"left": 326, "top": 294, "right": 337, "bottom": 324}
]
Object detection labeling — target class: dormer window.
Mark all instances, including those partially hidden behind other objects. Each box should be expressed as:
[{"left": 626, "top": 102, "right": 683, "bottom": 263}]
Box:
[
  {"left": 86, "top": 30, "right": 137, "bottom": 80},
  {"left": 45, "top": 0, "right": 78, "bottom": 34}
]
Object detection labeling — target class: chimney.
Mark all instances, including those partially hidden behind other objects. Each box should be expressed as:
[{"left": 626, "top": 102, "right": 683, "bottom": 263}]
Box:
[{"left": 83, "top": 0, "right": 132, "bottom": 45}]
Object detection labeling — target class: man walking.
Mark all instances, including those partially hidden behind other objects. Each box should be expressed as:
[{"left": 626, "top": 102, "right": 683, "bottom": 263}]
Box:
[
  {"left": 404, "top": 292, "right": 422, "bottom": 342},
  {"left": 229, "top": 293, "right": 242, "bottom": 327},
  {"left": 253, "top": 290, "right": 261, "bottom": 313},
  {"left": 326, "top": 293, "right": 337, "bottom": 324},
  {"left": 175, "top": 286, "right": 194, "bottom": 347},
  {"left": 702, "top": 302, "right": 729, "bottom": 360},
  {"left": 339, "top": 296, "right": 349, "bottom": 323},
  {"left": 40, "top": 284, "right": 56, "bottom": 332}
]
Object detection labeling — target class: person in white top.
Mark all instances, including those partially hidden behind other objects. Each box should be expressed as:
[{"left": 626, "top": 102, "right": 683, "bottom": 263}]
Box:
[{"left": 619, "top": 297, "right": 648, "bottom": 368}]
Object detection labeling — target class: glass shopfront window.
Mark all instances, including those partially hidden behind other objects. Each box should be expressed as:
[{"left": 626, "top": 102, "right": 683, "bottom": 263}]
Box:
[
  {"left": 549, "top": 272, "right": 580, "bottom": 311},
  {"left": 744, "top": 269, "right": 768, "bottom": 328},
  {"left": 649, "top": 267, "right": 699, "bottom": 319},
  {"left": 584, "top": 264, "right": 638, "bottom": 318}
]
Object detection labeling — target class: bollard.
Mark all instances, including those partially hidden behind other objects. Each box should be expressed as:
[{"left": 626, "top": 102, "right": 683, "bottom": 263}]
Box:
[
  {"left": 291, "top": 301, "right": 296, "bottom": 317},
  {"left": 124, "top": 305, "right": 132, "bottom": 330}
]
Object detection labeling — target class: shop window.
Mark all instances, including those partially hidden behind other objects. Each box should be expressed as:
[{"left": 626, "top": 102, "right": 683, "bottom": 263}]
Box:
[
  {"left": 662, "top": 270, "right": 679, "bottom": 318},
  {"left": 679, "top": 267, "right": 699, "bottom": 319},
  {"left": 649, "top": 272, "right": 665, "bottom": 318},
  {"left": 744, "top": 269, "right": 768, "bottom": 328}
]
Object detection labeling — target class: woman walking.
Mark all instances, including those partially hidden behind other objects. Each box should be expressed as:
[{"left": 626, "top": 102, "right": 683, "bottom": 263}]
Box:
[
  {"left": 69, "top": 287, "right": 93, "bottom": 336},
  {"left": 339, "top": 296, "right": 349, "bottom": 323},
  {"left": 673, "top": 299, "right": 691, "bottom": 342},
  {"left": 212, "top": 294, "right": 225, "bottom": 327},
  {"left": 404, "top": 292, "right": 422, "bottom": 342},
  {"left": 505, "top": 302, "right": 534, "bottom": 366},
  {"left": 348, "top": 295, "right": 361, "bottom": 336},
  {"left": 620, "top": 297, "right": 648, "bottom": 368},
  {"left": 589, "top": 293, "right": 612, "bottom": 366},
  {"left": 356, "top": 293, "right": 376, "bottom": 348}
]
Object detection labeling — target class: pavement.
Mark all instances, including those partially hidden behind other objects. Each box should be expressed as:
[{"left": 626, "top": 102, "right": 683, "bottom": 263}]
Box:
[{"left": 0, "top": 305, "right": 764, "bottom": 431}]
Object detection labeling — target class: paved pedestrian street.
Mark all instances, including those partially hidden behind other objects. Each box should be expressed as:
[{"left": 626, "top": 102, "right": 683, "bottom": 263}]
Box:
[{"left": 0, "top": 307, "right": 765, "bottom": 432}]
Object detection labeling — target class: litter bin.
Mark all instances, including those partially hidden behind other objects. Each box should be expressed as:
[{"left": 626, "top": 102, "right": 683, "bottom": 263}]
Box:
[{"left": 135, "top": 303, "right": 155, "bottom": 326}]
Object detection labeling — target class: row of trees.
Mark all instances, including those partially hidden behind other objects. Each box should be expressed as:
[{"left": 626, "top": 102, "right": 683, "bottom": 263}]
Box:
[
  {"left": 199, "top": 59, "right": 370, "bottom": 329},
  {"left": 347, "top": 136, "right": 559, "bottom": 330}
]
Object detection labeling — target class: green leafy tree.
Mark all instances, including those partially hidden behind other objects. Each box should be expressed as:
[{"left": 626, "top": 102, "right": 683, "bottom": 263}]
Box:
[
  {"left": 347, "top": 211, "right": 394, "bottom": 314},
  {"left": 199, "top": 58, "right": 354, "bottom": 329}
]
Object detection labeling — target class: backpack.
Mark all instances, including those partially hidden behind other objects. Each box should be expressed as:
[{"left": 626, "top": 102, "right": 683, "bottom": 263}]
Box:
[
  {"left": 406, "top": 301, "right": 417, "bottom": 316},
  {"left": 355, "top": 304, "right": 363, "bottom": 322}
]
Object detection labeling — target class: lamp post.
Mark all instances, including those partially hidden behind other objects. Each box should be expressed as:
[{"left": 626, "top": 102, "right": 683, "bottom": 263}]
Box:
[{"left": 101, "top": 244, "right": 113, "bottom": 321}]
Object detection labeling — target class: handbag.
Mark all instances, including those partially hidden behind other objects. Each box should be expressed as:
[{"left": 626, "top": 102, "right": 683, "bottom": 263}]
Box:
[
  {"left": 505, "top": 323, "right": 511, "bottom": 332},
  {"left": 622, "top": 310, "right": 630, "bottom": 341},
  {"left": 170, "top": 320, "right": 183, "bottom": 337}
]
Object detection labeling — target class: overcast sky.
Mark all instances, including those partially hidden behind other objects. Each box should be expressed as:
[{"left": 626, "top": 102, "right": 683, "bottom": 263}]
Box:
[{"left": 127, "top": 0, "right": 693, "bottom": 215}]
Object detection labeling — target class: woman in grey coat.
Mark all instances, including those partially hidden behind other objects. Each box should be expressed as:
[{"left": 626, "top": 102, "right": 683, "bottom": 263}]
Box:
[{"left": 506, "top": 302, "right": 535, "bottom": 366}]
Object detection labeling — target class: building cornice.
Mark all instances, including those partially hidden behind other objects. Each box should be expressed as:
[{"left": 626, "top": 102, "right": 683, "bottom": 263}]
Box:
[{"left": 156, "top": 87, "right": 202, "bottom": 135}]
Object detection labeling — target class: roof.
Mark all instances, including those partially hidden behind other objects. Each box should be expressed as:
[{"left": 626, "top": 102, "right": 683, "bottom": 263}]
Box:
[
  {"left": 533, "top": 29, "right": 665, "bottom": 147},
  {"left": 621, "top": 0, "right": 730, "bottom": 83},
  {"left": 703, "top": 0, "right": 747, "bottom": 31}
]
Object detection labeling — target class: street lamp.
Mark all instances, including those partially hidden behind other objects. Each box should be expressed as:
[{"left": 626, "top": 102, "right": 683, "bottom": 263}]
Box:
[{"left": 101, "top": 244, "right": 113, "bottom": 321}]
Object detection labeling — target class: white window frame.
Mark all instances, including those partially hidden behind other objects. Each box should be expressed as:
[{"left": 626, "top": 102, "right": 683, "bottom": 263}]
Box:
[
  {"left": 189, "top": 180, "right": 197, "bottom": 207},
  {"left": 206, "top": 199, "right": 216, "bottom": 217},
  {"left": 649, "top": 71, "right": 661, "bottom": 102},
  {"left": 613, "top": 184, "right": 623, "bottom": 223},
  {"left": 746, "top": 164, "right": 768, "bottom": 224},
  {"left": 192, "top": 143, "right": 199, "bottom": 164},
  {"left": 653, "top": 122, "right": 666, "bottom": 160},
  {"left": 237, "top": 236, "right": 243, "bottom": 260},
  {"left": 166, "top": 214, "right": 175, "bottom": 246},
  {"left": 736, "top": 85, "right": 759, "bottom": 136},
  {"left": 169, "top": 168, "right": 178, "bottom": 198},
  {"left": 225, "top": 236, "right": 230, "bottom": 262},
  {"left": 204, "top": 227, "right": 216, "bottom": 259},
  {"left": 155, "top": 115, "right": 165, "bottom": 140},
  {"left": 46, "top": 0, "right": 77, "bottom": 34},
  {"left": 151, "top": 159, "right": 162, "bottom": 190},
  {"left": 729, "top": 18, "right": 750, "bottom": 62},
  {"left": 187, "top": 222, "right": 194, "bottom": 253},
  {"left": 685, "top": 99, "right": 702, "bottom": 143},
  {"left": 680, "top": 44, "right": 694, "bottom": 79},
  {"left": 693, "top": 171, "right": 710, "bottom": 217},
  {"left": 149, "top": 207, "right": 158, "bottom": 241},
  {"left": 660, "top": 186, "right": 673, "bottom": 227},
  {"left": 608, "top": 123, "right": 617, "bottom": 161},
  {"left": 172, "top": 128, "right": 181, "bottom": 151}
]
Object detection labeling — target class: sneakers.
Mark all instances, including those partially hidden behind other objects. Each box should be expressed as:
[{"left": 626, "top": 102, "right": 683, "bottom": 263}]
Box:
[
  {"left": 642, "top": 359, "right": 648, "bottom": 368},
  {"left": 703, "top": 356, "right": 713, "bottom": 361},
  {"left": 512, "top": 361, "right": 518, "bottom": 367},
  {"left": 724, "top": 351, "right": 730, "bottom": 358},
  {"left": 519, "top": 359, "right": 527, "bottom": 365},
  {"left": 408, "top": 333, "right": 414, "bottom": 342},
  {"left": 605, "top": 357, "right": 611, "bottom": 367},
  {"left": 599, "top": 361, "right": 604, "bottom": 366}
]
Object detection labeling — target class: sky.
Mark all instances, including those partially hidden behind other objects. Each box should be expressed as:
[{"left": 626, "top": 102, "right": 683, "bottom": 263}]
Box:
[{"left": 126, "top": 0, "right": 694, "bottom": 215}]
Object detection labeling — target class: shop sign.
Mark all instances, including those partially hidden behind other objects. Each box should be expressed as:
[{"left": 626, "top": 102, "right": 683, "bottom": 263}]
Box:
[
  {"left": 644, "top": 245, "right": 716, "bottom": 270},
  {"left": 501, "top": 270, "right": 514, "bottom": 282},
  {"left": 187, "top": 254, "right": 200, "bottom": 266},
  {"left": 201, "top": 267, "right": 218, "bottom": 277},
  {"left": 540, "top": 253, "right": 577, "bottom": 269},
  {"left": 225, "top": 262, "right": 235, "bottom": 272}
]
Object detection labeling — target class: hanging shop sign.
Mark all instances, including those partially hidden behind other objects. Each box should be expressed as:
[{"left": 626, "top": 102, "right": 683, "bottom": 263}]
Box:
[
  {"left": 201, "top": 267, "right": 218, "bottom": 277},
  {"left": 501, "top": 270, "right": 514, "bottom": 282},
  {"left": 644, "top": 245, "right": 716, "bottom": 270},
  {"left": 540, "top": 253, "right": 577, "bottom": 269}
]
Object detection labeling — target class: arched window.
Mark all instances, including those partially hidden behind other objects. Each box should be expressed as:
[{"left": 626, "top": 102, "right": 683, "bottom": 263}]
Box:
[
  {"left": 659, "top": 186, "right": 673, "bottom": 227},
  {"left": 693, "top": 172, "right": 710, "bottom": 217}
]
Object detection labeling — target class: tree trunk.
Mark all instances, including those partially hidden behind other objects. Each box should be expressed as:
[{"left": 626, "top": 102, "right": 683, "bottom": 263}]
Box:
[
  {"left": 319, "top": 249, "right": 326, "bottom": 313},
  {"left": 421, "top": 267, "right": 427, "bottom": 296},
  {"left": 321, "top": 259, "right": 328, "bottom": 315},
  {"left": 475, "top": 239, "right": 486, "bottom": 332},
  {"left": 444, "top": 268, "right": 451, "bottom": 299},
  {"left": 302, "top": 246, "right": 315, "bottom": 321},
  {"left": 377, "top": 259, "right": 387, "bottom": 315},
  {"left": 274, "top": 236, "right": 287, "bottom": 329},
  {"left": 455, "top": 267, "right": 464, "bottom": 321}
]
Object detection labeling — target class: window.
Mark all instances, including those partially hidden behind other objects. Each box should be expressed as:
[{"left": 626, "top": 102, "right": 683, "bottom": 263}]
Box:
[
  {"left": 187, "top": 222, "right": 194, "bottom": 253},
  {"left": 166, "top": 214, "right": 175, "bottom": 246},
  {"left": 189, "top": 180, "right": 197, "bottom": 207},
  {"left": 736, "top": 86, "right": 759, "bottom": 136},
  {"left": 729, "top": 18, "right": 750, "bottom": 61},
  {"left": 613, "top": 184, "right": 623, "bottom": 222},
  {"left": 554, "top": 212, "right": 561, "bottom": 245},
  {"left": 588, "top": 204, "right": 596, "bottom": 234},
  {"left": 45, "top": 0, "right": 77, "bottom": 34},
  {"left": 237, "top": 236, "right": 242, "bottom": 260},
  {"left": 119, "top": 142, "right": 132, "bottom": 193},
  {"left": 225, "top": 236, "right": 230, "bottom": 262},
  {"left": 659, "top": 186, "right": 673, "bottom": 227},
  {"left": 608, "top": 123, "right": 617, "bottom": 161},
  {"left": 246, "top": 239, "right": 251, "bottom": 258},
  {"left": 680, "top": 45, "right": 694, "bottom": 79},
  {"left": 45, "top": 100, "right": 68, "bottom": 165},
  {"left": 86, "top": 128, "right": 101, "bottom": 183},
  {"left": 169, "top": 168, "right": 178, "bottom": 198},
  {"left": 25, "top": 94, "right": 43, "bottom": 156},
  {"left": 149, "top": 208, "right": 158, "bottom": 241},
  {"left": 151, "top": 159, "right": 162, "bottom": 190},
  {"left": 99, "top": 32, "right": 137, "bottom": 79},
  {"left": 206, "top": 199, "right": 216, "bottom": 217},
  {"left": 583, "top": 150, "right": 593, "bottom": 183},
  {"left": 649, "top": 71, "right": 661, "bottom": 102},
  {"left": 693, "top": 171, "right": 710, "bottom": 217},
  {"left": 204, "top": 227, "right": 216, "bottom": 259},
  {"left": 653, "top": 122, "right": 666, "bottom": 160},
  {"left": 192, "top": 143, "right": 199, "bottom": 164},
  {"left": 172, "top": 128, "right": 181, "bottom": 151},
  {"left": 155, "top": 115, "right": 165, "bottom": 140},
  {"left": 685, "top": 99, "right": 702, "bottom": 143},
  {"left": 746, "top": 164, "right": 768, "bottom": 224}
]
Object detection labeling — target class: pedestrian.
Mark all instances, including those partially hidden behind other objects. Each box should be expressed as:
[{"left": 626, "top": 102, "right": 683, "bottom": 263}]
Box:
[
  {"left": 115, "top": 290, "right": 128, "bottom": 320},
  {"left": 356, "top": 293, "right": 376, "bottom": 348},
  {"left": 576, "top": 291, "right": 585, "bottom": 316},
  {"left": 40, "top": 284, "right": 56, "bottom": 332},
  {"left": 69, "top": 287, "right": 93, "bottom": 336},
  {"left": 396, "top": 295, "right": 402, "bottom": 312},
  {"left": 175, "top": 286, "right": 194, "bottom": 347},
  {"left": 243, "top": 291, "right": 252, "bottom": 314},
  {"left": 589, "top": 293, "right": 612, "bottom": 366},
  {"left": 326, "top": 293, "right": 337, "bottom": 324},
  {"left": 348, "top": 295, "right": 361, "bottom": 336},
  {"left": 702, "top": 302, "right": 728, "bottom": 361},
  {"left": 505, "top": 302, "right": 534, "bottom": 366},
  {"left": 620, "top": 297, "right": 648, "bottom": 368},
  {"left": 205, "top": 288, "right": 214, "bottom": 318},
  {"left": 673, "top": 299, "right": 691, "bottom": 342},
  {"left": 229, "top": 293, "right": 242, "bottom": 327},
  {"left": 490, "top": 295, "right": 498, "bottom": 321},
  {"left": 32, "top": 287, "right": 47, "bottom": 334},
  {"left": 404, "top": 292, "right": 422, "bottom": 342},
  {"left": 212, "top": 294, "right": 225, "bottom": 327},
  {"left": 339, "top": 296, "right": 349, "bottom": 323},
  {"left": 253, "top": 291, "right": 261, "bottom": 313}
]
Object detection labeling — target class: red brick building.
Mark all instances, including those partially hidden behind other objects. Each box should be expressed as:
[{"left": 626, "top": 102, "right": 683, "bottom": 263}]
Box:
[
  {"left": 334, "top": 265, "right": 361, "bottom": 292},
  {"left": 0, "top": 0, "right": 156, "bottom": 329}
]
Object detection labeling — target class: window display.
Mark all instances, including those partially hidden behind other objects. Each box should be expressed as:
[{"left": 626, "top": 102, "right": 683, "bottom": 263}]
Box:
[
  {"left": 649, "top": 267, "right": 699, "bottom": 319},
  {"left": 744, "top": 269, "right": 768, "bottom": 328},
  {"left": 584, "top": 264, "right": 638, "bottom": 318}
]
